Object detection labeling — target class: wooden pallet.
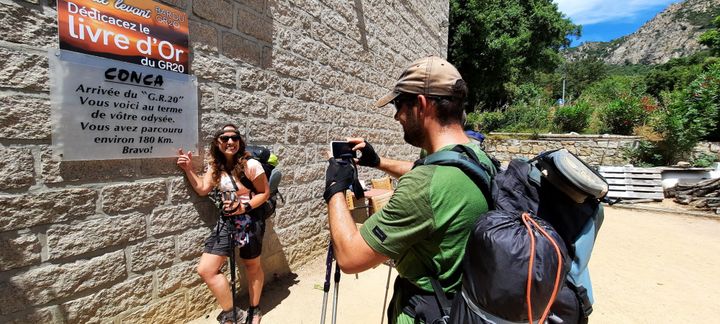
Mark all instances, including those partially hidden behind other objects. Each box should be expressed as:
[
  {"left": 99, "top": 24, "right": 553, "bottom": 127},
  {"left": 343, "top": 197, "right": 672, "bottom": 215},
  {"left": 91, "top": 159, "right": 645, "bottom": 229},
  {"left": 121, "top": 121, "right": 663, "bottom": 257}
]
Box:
[{"left": 597, "top": 166, "right": 664, "bottom": 200}]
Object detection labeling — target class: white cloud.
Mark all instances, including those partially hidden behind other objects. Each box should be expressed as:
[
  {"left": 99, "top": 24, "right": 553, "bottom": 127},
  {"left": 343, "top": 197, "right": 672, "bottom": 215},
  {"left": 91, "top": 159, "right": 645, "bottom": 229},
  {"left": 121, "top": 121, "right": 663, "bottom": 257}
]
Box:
[{"left": 554, "top": 0, "right": 680, "bottom": 25}]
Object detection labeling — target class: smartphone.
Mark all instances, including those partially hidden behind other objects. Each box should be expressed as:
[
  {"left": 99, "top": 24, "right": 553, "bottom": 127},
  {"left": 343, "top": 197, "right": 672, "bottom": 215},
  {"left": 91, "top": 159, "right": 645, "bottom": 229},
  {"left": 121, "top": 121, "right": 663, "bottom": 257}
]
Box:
[{"left": 330, "top": 141, "right": 357, "bottom": 159}]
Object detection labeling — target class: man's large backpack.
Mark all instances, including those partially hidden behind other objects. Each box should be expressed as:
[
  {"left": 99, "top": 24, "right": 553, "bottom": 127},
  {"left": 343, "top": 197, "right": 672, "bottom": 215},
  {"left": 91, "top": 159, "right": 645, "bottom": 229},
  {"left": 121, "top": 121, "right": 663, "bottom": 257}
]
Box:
[
  {"left": 416, "top": 146, "right": 608, "bottom": 324},
  {"left": 240, "top": 145, "right": 283, "bottom": 220}
]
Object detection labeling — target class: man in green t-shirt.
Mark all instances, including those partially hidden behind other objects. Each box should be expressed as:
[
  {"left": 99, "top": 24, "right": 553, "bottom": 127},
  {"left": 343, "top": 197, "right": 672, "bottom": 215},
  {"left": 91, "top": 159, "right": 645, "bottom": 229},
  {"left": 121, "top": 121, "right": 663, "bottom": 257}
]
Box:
[{"left": 323, "top": 56, "right": 495, "bottom": 324}]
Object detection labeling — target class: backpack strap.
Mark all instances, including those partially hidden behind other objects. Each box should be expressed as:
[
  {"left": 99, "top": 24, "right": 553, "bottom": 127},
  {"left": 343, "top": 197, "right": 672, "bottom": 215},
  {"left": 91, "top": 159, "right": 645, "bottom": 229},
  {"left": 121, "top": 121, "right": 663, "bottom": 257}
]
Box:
[
  {"left": 239, "top": 158, "right": 258, "bottom": 195},
  {"left": 429, "top": 278, "right": 451, "bottom": 324},
  {"left": 414, "top": 145, "right": 495, "bottom": 209}
]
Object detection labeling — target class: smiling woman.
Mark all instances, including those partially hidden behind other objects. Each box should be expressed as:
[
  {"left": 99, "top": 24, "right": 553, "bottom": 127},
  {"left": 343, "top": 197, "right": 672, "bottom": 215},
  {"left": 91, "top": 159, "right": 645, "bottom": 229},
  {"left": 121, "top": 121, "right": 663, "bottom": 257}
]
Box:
[{"left": 176, "top": 124, "right": 270, "bottom": 324}]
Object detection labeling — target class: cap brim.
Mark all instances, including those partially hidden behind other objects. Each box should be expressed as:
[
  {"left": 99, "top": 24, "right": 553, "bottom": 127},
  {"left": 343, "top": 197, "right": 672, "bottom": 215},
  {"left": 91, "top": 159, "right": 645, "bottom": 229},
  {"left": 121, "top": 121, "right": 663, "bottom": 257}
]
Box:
[{"left": 374, "top": 91, "right": 400, "bottom": 108}]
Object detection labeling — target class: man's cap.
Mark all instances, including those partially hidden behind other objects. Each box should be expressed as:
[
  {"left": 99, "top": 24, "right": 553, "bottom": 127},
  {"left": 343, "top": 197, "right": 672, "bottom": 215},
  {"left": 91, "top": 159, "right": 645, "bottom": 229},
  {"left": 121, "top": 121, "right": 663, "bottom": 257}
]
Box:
[{"left": 374, "top": 56, "right": 463, "bottom": 108}]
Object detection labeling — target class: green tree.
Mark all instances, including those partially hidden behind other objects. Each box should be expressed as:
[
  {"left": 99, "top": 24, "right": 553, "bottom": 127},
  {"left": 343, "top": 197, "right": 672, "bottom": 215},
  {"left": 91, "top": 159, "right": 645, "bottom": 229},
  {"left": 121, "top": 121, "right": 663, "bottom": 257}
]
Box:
[
  {"left": 448, "top": 0, "right": 579, "bottom": 110},
  {"left": 559, "top": 58, "right": 607, "bottom": 101},
  {"left": 699, "top": 15, "right": 720, "bottom": 54}
]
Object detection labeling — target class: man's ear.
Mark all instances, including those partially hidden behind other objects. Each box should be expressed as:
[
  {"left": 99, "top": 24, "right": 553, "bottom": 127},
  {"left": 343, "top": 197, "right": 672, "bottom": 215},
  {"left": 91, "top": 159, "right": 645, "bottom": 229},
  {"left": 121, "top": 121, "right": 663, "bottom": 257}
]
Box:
[{"left": 416, "top": 94, "right": 428, "bottom": 115}]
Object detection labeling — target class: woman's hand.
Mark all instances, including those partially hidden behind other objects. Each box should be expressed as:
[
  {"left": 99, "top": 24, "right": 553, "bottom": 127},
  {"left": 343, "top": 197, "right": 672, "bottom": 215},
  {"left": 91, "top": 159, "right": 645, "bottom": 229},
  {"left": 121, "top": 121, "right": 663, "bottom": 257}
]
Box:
[{"left": 177, "top": 149, "right": 193, "bottom": 172}]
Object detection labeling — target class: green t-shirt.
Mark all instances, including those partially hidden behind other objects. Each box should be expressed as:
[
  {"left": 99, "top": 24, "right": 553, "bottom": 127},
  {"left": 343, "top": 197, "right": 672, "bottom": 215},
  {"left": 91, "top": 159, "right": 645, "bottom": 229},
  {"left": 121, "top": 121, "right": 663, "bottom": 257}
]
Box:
[{"left": 359, "top": 143, "right": 495, "bottom": 324}]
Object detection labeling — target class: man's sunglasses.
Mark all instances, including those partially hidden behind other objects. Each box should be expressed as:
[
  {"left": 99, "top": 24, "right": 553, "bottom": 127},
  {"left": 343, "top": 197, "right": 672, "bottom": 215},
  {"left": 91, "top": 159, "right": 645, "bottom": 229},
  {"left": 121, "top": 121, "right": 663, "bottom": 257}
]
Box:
[
  {"left": 218, "top": 135, "right": 241, "bottom": 143},
  {"left": 392, "top": 94, "right": 414, "bottom": 110}
]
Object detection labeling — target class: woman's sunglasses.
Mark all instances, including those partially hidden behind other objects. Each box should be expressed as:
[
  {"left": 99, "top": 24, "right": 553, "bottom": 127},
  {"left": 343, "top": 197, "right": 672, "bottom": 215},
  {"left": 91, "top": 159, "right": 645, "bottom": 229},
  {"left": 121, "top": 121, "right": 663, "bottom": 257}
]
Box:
[{"left": 218, "top": 135, "right": 241, "bottom": 143}]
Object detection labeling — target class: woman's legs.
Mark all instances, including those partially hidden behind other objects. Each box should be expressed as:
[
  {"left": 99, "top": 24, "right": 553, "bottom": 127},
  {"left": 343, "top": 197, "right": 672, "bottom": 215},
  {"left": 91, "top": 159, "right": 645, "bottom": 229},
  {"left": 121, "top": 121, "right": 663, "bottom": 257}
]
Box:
[
  {"left": 197, "top": 252, "right": 234, "bottom": 311},
  {"left": 242, "top": 256, "right": 264, "bottom": 307}
]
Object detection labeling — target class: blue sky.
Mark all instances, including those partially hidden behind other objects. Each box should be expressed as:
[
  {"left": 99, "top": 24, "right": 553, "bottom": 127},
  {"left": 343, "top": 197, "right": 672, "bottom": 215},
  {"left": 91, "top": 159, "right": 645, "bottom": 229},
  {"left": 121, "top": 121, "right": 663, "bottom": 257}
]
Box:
[{"left": 554, "top": 0, "right": 681, "bottom": 46}]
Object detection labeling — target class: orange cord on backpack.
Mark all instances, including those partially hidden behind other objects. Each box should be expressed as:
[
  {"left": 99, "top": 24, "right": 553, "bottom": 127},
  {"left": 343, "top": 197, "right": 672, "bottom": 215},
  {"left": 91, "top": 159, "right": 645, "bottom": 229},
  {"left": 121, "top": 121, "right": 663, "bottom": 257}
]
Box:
[{"left": 521, "top": 213, "right": 565, "bottom": 324}]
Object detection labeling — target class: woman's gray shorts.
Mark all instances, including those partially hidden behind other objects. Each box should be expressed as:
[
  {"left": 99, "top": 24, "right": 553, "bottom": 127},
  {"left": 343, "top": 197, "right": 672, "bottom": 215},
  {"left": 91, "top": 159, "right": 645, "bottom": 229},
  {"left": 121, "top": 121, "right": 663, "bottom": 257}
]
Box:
[{"left": 204, "top": 216, "right": 265, "bottom": 259}]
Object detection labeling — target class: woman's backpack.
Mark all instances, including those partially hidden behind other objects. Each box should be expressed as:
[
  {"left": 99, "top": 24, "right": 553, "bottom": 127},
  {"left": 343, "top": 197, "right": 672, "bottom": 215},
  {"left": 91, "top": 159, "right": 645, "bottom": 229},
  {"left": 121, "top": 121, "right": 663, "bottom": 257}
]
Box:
[
  {"left": 240, "top": 145, "right": 283, "bottom": 220},
  {"left": 415, "top": 147, "right": 608, "bottom": 324}
]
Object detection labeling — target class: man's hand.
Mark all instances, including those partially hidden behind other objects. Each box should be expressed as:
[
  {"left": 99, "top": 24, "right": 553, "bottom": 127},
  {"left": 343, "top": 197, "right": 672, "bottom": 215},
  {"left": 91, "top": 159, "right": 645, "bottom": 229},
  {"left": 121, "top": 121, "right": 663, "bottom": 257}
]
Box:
[
  {"left": 348, "top": 138, "right": 380, "bottom": 167},
  {"left": 323, "top": 158, "right": 355, "bottom": 203},
  {"left": 177, "top": 149, "right": 193, "bottom": 171}
]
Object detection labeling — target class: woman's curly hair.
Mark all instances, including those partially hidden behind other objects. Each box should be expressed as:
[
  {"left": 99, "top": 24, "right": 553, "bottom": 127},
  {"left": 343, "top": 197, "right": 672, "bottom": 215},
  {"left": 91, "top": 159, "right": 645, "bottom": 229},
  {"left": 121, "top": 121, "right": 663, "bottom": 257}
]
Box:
[{"left": 209, "top": 124, "right": 250, "bottom": 185}]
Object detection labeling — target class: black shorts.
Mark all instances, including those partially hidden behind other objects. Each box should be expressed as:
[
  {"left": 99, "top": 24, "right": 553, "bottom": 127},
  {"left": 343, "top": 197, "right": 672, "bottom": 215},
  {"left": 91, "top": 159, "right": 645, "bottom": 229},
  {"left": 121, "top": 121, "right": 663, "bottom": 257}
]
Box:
[{"left": 204, "top": 215, "right": 265, "bottom": 259}]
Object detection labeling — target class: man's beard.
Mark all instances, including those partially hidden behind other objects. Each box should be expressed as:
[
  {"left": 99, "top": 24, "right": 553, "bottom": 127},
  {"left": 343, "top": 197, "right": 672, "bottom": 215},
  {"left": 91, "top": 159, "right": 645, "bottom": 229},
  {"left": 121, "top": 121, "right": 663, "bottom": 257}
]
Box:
[{"left": 402, "top": 111, "right": 424, "bottom": 147}]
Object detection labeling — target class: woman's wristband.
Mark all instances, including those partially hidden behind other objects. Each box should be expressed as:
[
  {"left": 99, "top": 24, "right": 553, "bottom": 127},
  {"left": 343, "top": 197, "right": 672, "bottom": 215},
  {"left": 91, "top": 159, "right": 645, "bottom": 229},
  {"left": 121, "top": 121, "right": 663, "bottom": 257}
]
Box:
[{"left": 243, "top": 202, "right": 253, "bottom": 213}]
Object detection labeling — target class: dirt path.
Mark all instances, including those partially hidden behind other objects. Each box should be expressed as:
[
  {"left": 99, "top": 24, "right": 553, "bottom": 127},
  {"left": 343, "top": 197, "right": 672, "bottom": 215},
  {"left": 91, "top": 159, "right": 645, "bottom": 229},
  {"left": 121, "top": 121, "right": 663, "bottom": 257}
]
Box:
[{"left": 190, "top": 206, "right": 720, "bottom": 323}]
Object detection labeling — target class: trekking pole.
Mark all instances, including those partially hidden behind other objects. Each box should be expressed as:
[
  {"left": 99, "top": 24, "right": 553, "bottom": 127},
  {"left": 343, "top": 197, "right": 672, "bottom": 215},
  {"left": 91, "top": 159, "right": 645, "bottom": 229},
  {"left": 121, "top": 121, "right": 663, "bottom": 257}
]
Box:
[
  {"left": 227, "top": 216, "right": 239, "bottom": 324},
  {"left": 380, "top": 265, "right": 392, "bottom": 324},
  {"left": 331, "top": 257, "right": 340, "bottom": 324},
  {"left": 320, "top": 242, "right": 334, "bottom": 324}
]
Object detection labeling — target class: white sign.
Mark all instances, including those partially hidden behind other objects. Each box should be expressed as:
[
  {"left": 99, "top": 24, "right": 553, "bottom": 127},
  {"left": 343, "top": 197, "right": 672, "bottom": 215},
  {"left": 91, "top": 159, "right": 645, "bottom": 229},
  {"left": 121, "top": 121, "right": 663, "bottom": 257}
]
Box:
[{"left": 50, "top": 49, "right": 198, "bottom": 160}]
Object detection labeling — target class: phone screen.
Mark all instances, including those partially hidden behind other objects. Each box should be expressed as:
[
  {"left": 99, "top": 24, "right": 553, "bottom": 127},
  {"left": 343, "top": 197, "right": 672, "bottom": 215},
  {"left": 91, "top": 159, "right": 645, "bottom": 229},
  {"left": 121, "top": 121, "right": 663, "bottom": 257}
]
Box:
[{"left": 331, "top": 141, "right": 355, "bottom": 159}]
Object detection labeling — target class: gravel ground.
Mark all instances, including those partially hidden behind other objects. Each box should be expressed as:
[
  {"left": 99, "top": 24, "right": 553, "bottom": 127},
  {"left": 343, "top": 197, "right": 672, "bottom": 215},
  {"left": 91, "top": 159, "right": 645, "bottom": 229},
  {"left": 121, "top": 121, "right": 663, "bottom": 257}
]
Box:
[{"left": 189, "top": 202, "right": 720, "bottom": 323}]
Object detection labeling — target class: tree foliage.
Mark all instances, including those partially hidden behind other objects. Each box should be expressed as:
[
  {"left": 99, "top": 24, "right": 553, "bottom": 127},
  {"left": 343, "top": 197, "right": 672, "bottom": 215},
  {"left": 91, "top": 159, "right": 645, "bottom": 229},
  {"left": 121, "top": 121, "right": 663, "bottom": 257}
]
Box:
[
  {"left": 699, "top": 15, "right": 720, "bottom": 54},
  {"left": 448, "top": 0, "right": 579, "bottom": 110}
]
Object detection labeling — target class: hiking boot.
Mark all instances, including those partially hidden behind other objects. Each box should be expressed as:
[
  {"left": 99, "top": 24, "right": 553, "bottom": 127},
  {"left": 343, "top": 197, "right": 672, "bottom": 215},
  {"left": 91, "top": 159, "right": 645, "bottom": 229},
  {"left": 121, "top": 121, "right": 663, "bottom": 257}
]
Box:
[
  {"left": 246, "top": 307, "right": 262, "bottom": 324},
  {"left": 216, "top": 307, "right": 247, "bottom": 324}
]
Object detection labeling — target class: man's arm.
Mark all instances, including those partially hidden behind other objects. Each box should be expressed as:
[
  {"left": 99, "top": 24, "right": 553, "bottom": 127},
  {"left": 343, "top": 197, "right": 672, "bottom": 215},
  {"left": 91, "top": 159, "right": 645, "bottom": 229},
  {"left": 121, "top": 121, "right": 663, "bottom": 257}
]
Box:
[
  {"left": 327, "top": 192, "right": 389, "bottom": 274},
  {"left": 376, "top": 157, "right": 413, "bottom": 179},
  {"left": 348, "top": 138, "right": 413, "bottom": 178}
]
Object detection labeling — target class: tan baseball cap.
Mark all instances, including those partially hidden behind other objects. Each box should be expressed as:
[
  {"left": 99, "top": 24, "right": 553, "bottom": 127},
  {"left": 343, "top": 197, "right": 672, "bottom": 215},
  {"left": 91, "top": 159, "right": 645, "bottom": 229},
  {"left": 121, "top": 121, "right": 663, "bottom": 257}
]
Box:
[{"left": 374, "top": 56, "right": 463, "bottom": 108}]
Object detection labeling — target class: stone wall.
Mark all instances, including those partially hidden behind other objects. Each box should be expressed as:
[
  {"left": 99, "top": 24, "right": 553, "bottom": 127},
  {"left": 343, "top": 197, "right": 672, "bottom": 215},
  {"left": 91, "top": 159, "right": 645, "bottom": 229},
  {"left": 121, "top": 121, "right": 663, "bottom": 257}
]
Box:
[
  {"left": 484, "top": 133, "right": 720, "bottom": 166},
  {"left": 0, "top": 0, "right": 445, "bottom": 322}
]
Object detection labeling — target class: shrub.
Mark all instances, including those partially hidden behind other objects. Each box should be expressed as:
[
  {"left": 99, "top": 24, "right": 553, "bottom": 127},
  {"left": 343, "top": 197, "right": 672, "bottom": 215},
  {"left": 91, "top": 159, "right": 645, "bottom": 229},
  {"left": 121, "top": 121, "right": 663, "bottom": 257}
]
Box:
[
  {"left": 597, "top": 96, "right": 647, "bottom": 135},
  {"left": 553, "top": 101, "right": 591, "bottom": 132},
  {"left": 501, "top": 103, "right": 551, "bottom": 133},
  {"left": 644, "top": 62, "right": 720, "bottom": 164},
  {"left": 580, "top": 75, "right": 646, "bottom": 106},
  {"left": 622, "top": 140, "right": 664, "bottom": 167},
  {"left": 466, "top": 111, "right": 506, "bottom": 133},
  {"left": 692, "top": 152, "right": 719, "bottom": 168}
]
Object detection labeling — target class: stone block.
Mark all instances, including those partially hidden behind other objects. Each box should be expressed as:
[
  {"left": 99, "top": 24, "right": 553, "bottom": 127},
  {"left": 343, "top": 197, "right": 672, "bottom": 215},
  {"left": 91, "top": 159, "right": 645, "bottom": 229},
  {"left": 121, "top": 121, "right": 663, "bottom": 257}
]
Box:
[
  {"left": 192, "top": 0, "right": 233, "bottom": 28},
  {"left": 176, "top": 227, "right": 210, "bottom": 260},
  {"left": 119, "top": 291, "right": 189, "bottom": 324},
  {"left": 245, "top": 118, "right": 285, "bottom": 144},
  {"left": 0, "top": 232, "right": 41, "bottom": 271},
  {"left": 216, "top": 88, "right": 269, "bottom": 117},
  {"left": 0, "top": 251, "right": 125, "bottom": 315},
  {"left": 169, "top": 177, "right": 204, "bottom": 204},
  {"left": 222, "top": 33, "right": 263, "bottom": 66},
  {"left": 0, "top": 94, "right": 51, "bottom": 139},
  {"left": 238, "top": 67, "right": 281, "bottom": 95},
  {"left": 0, "top": 47, "right": 49, "bottom": 91},
  {"left": 269, "top": 97, "right": 308, "bottom": 122},
  {"left": 40, "top": 146, "right": 150, "bottom": 183},
  {"left": 237, "top": 7, "right": 272, "bottom": 43},
  {"left": 240, "top": 0, "right": 265, "bottom": 13},
  {"left": 102, "top": 181, "right": 166, "bottom": 214},
  {"left": 47, "top": 213, "right": 146, "bottom": 260},
  {"left": 0, "top": 146, "right": 34, "bottom": 190},
  {"left": 0, "top": 3, "right": 56, "bottom": 47},
  {"left": 149, "top": 204, "right": 205, "bottom": 236},
  {"left": 0, "top": 233, "right": 42, "bottom": 272},
  {"left": 191, "top": 55, "right": 236, "bottom": 86},
  {"left": 295, "top": 80, "right": 324, "bottom": 103},
  {"left": 0, "top": 188, "right": 97, "bottom": 232},
  {"left": 184, "top": 285, "right": 216, "bottom": 320},
  {"left": 129, "top": 239, "right": 175, "bottom": 272},
  {"left": 4, "top": 306, "right": 54, "bottom": 324},
  {"left": 158, "top": 0, "right": 188, "bottom": 8},
  {"left": 61, "top": 274, "right": 153, "bottom": 324},
  {"left": 189, "top": 20, "right": 219, "bottom": 53},
  {"left": 156, "top": 261, "right": 201, "bottom": 297},
  {"left": 262, "top": 45, "right": 273, "bottom": 68}
]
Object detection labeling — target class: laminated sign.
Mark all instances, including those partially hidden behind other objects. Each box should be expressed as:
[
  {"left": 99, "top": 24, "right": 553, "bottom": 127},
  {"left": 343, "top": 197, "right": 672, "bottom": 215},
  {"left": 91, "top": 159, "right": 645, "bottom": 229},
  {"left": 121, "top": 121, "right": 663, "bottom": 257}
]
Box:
[
  {"left": 57, "top": 0, "right": 189, "bottom": 73},
  {"left": 49, "top": 49, "right": 198, "bottom": 160}
]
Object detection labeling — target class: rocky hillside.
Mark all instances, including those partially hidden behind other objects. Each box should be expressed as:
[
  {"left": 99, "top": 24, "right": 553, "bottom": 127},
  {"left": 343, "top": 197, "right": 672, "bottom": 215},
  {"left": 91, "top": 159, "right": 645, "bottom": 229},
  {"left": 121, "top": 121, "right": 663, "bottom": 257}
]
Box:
[{"left": 566, "top": 0, "right": 720, "bottom": 65}]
